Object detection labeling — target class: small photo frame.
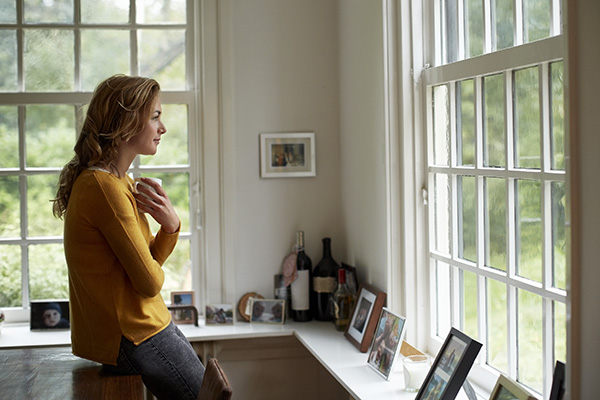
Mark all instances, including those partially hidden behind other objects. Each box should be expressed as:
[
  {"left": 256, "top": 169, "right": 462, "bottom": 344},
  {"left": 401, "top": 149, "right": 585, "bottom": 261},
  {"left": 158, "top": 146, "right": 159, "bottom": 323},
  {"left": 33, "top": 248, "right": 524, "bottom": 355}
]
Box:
[
  {"left": 249, "top": 298, "right": 285, "bottom": 324},
  {"left": 344, "top": 283, "right": 386, "bottom": 352},
  {"left": 416, "top": 327, "right": 483, "bottom": 400},
  {"left": 341, "top": 263, "right": 359, "bottom": 295},
  {"left": 170, "top": 291, "right": 196, "bottom": 325},
  {"left": 490, "top": 374, "right": 538, "bottom": 400},
  {"left": 549, "top": 361, "right": 566, "bottom": 400},
  {"left": 205, "top": 304, "right": 235, "bottom": 325},
  {"left": 367, "top": 308, "right": 407, "bottom": 380},
  {"left": 260, "top": 132, "right": 316, "bottom": 178},
  {"left": 171, "top": 291, "right": 194, "bottom": 306},
  {"left": 30, "top": 300, "right": 70, "bottom": 331}
]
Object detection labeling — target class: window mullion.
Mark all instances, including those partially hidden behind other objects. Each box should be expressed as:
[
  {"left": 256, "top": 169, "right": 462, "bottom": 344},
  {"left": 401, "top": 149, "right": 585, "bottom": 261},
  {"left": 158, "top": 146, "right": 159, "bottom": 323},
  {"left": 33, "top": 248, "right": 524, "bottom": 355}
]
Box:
[
  {"left": 514, "top": 0, "right": 524, "bottom": 46},
  {"left": 483, "top": 0, "right": 493, "bottom": 53}
]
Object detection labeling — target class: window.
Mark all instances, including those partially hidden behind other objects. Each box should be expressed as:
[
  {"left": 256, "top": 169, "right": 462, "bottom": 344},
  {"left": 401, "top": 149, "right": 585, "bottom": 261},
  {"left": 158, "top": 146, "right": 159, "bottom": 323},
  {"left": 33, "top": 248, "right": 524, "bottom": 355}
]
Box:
[
  {"left": 423, "top": 0, "right": 565, "bottom": 397},
  {"left": 0, "top": 0, "right": 199, "bottom": 319}
]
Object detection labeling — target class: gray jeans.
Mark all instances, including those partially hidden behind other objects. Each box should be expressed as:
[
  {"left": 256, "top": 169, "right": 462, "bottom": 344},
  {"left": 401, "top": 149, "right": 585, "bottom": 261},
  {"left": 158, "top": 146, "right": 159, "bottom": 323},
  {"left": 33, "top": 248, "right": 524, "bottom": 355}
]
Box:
[{"left": 103, "top": 322, "right": 205, "bottom": 400}]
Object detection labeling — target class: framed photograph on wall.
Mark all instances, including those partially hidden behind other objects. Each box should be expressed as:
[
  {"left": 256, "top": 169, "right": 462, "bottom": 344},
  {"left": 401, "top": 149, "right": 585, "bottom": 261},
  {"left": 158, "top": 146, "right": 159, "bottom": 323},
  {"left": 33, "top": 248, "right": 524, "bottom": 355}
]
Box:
[
  {"left": 259, "top": 132, "right": 316, "bottom": 178},
  {"left": 205, "top": 304, "right": 235, "bottom": 325},
  {"left": 344, "top": 283, "right": 386, "bottom": 352},
  {"left": 249, "top": 298, "right": 285, "bottom": 324},
  {"left": 366, "top": 308, "right": 407, "bottom": 380},
  {"left": 30, "top": 300, "right": 70, "bottom": 330},
  {"left": 415, "top": 328, "right": 483, "bottom": 400}
]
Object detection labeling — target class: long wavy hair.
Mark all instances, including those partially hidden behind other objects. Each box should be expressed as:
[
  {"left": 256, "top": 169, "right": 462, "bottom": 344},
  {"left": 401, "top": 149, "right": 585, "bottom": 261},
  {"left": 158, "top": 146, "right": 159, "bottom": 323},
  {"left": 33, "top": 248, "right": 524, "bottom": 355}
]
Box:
[{"left": 52, "top": 74, "right": 161, "bottom": 219}]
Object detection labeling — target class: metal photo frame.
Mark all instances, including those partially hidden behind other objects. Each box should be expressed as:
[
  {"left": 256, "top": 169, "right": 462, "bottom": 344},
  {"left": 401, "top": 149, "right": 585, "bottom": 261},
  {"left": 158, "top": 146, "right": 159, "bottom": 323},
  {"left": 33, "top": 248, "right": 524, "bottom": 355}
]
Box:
[
  {"left": 366, "top": 307, "right": 407, "bottom": 380},
  {"left": 249, "top": 298, "right": 285, "bottom": 324},
  {"left": 344, "top": 283, "right": 386, "bottom": 352},
  {"left": 259, "top": 132, "right": 316, "bottom": 178}
]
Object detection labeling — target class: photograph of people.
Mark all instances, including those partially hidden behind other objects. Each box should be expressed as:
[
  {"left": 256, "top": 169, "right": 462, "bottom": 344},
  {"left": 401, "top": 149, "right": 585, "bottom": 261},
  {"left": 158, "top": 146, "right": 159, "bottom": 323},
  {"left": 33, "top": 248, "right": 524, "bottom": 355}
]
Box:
[{"left": 53, "top": 75, "right": 205, "bottom": 400}]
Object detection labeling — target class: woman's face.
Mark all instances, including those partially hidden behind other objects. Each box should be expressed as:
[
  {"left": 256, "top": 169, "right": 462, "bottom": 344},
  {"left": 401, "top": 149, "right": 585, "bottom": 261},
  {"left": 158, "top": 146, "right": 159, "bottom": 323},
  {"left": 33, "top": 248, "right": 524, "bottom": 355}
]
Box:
[{"left": 127, "top": 98, "right": 166, "bottom": 156}]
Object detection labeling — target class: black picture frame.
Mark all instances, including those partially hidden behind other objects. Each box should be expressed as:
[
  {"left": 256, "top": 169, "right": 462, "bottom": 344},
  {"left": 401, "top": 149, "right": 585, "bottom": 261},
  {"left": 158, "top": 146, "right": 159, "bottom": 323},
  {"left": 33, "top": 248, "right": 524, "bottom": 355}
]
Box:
[
  {"left": 549, "top": 361, "right": 566, "bottom": 400},
  {"left": 489, "top": 374, "right": 538, "bottom": 400},
  {"left": 344, "top": 283, "right": 386, "bottom": 352},
  {"left": 415, "top": 327, "right": 482, "bottom": 400},
  {"left": 30, "top": 300, "right": 70, "bottom": 331}
]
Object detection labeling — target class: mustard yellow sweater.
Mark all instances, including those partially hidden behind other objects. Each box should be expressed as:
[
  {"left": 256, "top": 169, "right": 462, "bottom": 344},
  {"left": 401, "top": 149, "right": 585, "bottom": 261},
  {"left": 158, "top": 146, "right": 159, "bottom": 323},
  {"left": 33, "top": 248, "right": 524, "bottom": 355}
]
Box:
[{"left": 64, "top": 169, "right": 178, "bottom": 365}]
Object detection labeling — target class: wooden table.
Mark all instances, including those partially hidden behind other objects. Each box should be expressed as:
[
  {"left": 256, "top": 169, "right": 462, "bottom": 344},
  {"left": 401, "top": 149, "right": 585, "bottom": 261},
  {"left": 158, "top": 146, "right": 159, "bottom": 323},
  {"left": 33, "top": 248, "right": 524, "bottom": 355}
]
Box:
[{"left": 0, "top": 347, "right": 145, "bottom": 400}]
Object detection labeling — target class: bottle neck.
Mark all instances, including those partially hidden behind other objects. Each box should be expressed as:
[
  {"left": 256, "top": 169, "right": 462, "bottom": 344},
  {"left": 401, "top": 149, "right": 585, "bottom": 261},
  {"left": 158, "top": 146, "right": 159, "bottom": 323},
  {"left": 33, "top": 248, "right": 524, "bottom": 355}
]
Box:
[
  {"left": 322, "top": 238, "right": 332, "bottom": 258},
  {"left": 296, "top": 231, "right": 305, "bottom": 252},
  {"left": 337, "top": 269, "right": 346, "bottom": 285}
]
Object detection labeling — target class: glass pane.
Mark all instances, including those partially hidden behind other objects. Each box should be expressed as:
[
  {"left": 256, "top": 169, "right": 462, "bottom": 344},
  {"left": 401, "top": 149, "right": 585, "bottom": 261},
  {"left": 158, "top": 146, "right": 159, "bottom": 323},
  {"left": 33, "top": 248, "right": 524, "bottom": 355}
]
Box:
[
  {"left": 523, "top": 0, "right": 551, "bottom": 43},
  {"left": 554, "top": 301, "right": 567, "bottom": 364},
  {"left": 29, "top": 243, "right": 69, "bottom": 300},
  {"left": 458, "top": 175, "right": 476, "bottom": 262},
  {"left": 514, "top": 67, "right": 541, "bottom": 169},
  {"left": 0, "top": 176, "right": 20, "bottom": 238},
  {"left": 433, "top": 84, "right": 450, "bottom": 166},
  {"left": 495, "top": 0, "right": 514, "bottom": 50},
  {"left": 136, "top": 0, "right": 186, "bottom": 24},
  {"left": 457, "top": 79, "right": 475, "bottom": 166},
  {"left": 138, "top": 29, "right": 185, "bottom": 90},
  {"left": 0, "top": 245, "right": 22, "bottom": 307},
  {"left": 436, "top": 261, "right": 451, "bottom": 337},
  {"left": 461, "top": 269, "right": 477, "bottom": 339},
  {"left": 487, "top": 278, "right": 507, "bottom": 372},
  {"left": 433, "top": 173, "right": 451, "bottom": 255},
  {"left": 24, "top": 0, "right": 73, "bottom": 23},
  {"left": 161, "top": 239, "right": 191, "bottom": 302},
  {"left": 28, "top": 174, "right": 63, "bottom": 237},
  {"left": 518, "top": 289, "right": 543, "bottom": 391},
  {"left": 485, "top": 177, "right": 507, "bottom": 271},
  {"left": 141, "top": 104, "right": 189, "bottom": 166},
  {"left": 552, "top": 181, "right": 566, "bottom": 290},
  {"left": 26, "top": 105, "right": 76, "bottom": 168},
  {"left": 81, "top": 0, "right": 130, "bottom": 24},
  {"left": 81, "top": 30, "right": 130, "bottom": 91},
  {"left": 443, "top": 0, "right": 458, "bottom": 63},
  {"left": 483, "top": 74, "right": 505, "bottom": 167},
  {"left": 0, "top": 1, "right": 16, "bottom": 23},
  {"left": 551, "top": 62, "right": 565, "bottom": 171},
  {"left": 516, "top": 179, "right": 542, "bottom": 282},
  {"left": 0, "top": 106, "right": 19, "bottom": 168},
  {"left": 142, "top": 172, "right": 189, "bottom": 234},
  {"left": 0, "top": 30, "right": 17, "bottom": 91},
  {"left": 24, "top": 29, "right": 74, "bottom": 92},
  {"left": 464, "top": 0, "right": 484, "bottom": 57}
]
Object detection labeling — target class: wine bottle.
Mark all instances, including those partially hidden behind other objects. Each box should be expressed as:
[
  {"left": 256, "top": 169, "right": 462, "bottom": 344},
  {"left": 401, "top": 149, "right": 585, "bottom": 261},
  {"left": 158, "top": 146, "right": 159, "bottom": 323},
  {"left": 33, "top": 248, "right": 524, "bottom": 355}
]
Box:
[
  {"left": 312, "top": 237, "right": 339, "bottom": 321},
  {"left": 291, "top": 231, "right": 313, "bottom": 322},
  {"left": 330, "top": 268, "right": 356, "bottom": 332}
]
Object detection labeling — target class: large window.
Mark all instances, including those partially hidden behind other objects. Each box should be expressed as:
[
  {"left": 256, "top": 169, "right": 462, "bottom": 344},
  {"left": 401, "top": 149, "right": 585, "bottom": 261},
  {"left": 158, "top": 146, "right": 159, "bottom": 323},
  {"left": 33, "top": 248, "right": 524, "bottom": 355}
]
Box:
[
  {"left": 423, "top": 0, "right": 565, "bottom": 397},
  {"left": 0, "top": 0, "right": 198, "bottom": 318}
]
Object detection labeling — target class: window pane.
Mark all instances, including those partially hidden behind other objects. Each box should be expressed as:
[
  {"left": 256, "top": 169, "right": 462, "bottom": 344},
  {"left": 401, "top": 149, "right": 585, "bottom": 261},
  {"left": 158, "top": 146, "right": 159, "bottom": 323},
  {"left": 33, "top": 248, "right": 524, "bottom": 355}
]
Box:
[
  {"left": 551, "top": 62, "right": 565, "bottom": 171},
  {"left": 161, "top": 239, "right": 191, "bottom": 301},
  {"left": 464, "top": 0, "right": 484, "bottom": 58},
  {"left": 29, "top": 243, "right": 69, "bottom": 300},
  {"left": 461, "top": 269, "right": 477, "bottom": 338},
  {"left": 458, "top": 175, "right": 476, "bottom": 262},
  {"left": 27, "top": 174, "right": 63, "bottom": 237},
  {"left": 432, "top": 84, "right": 450, "bottom": 166},
  {"left": 483, "top": 74, "right": 505, "bottom": 167},
  {"left": 0, "top": 106, "right": 19, "bottom": 168},
  {"left": 487, "top": 278, "right": 507, "bottom": 372},
  {"left": 136, "top": 0, "right": 186, "bottom": 24},
  {"left": 523, "top": 0, "right": 551, "bottom": 43},
  {"left": 138, "top": 29, "right": 185, "bottom": 90},
  {"left": 0, "top": 31, "right": 17, "bottom": 91},
  {"left": 554, "top": 301, "right": 566, "bottom": 364},
  {"left": 26, "top": 105, "right": 76, "bottom": 168},
  {"left": 0, "top": 1, "right": 16, "bottom": 23},
  {"left": 435, "top": 261, "right": 452, "bottom": 337},
  {"left": 141, "top": 104, "right": 189, "bottom": 166},
  {"left": 552, "top": 181, "right": 566, "bottom": 290},
  {"left": 514, "top": 67, "right": 541, "bottom": 169},
  {"left": 495, "top": 0, "right": 515, "bottom": 50},
  {"left": 516, "top": 179, "right": 542, "bottom": 282},
  {"left": 433, "top": 173, "right": 451, "bottom": 255},
  {"left": 142, "top": 172, "right": 190, "bottom": 234},
  {"left": 485, "top": 177, "right": 507, "bottom": 271},
  {"left": 24, "top": 29, "right": 74, "bottom": 92},
  {"left": 0, "top": 176, "right": 20, "bottom": 238},
  {"left": 24, "top": 0, "right": 73, "bottom": 23},
  {"left": 81, "top": 0, "right": 130, "bottom": 24},
  {"left": 81, "top": 30, "right": 130, "bottom": 91},
  {"left": 0, "top": 245, "right": 22, "bottom": 307},
  {"left": 457, "top": 79, "right": 475, "bottom": 166},
  {"left": 518, "top": 289, "right": 543, "bottom": 391}
]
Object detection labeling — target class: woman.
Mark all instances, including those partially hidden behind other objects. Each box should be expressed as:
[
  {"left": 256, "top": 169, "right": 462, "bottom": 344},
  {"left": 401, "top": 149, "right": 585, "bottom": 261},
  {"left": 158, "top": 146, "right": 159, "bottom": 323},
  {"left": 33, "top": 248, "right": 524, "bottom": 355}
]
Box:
[{"left": 53, "top": 74, "right": 204, "bottom": 400}]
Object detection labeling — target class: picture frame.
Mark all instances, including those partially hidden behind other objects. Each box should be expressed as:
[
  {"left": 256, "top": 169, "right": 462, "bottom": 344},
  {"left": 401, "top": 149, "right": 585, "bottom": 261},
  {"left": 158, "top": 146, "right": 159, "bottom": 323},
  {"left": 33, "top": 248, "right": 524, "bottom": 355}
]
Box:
[
  {"left": 341, "top": 262, "right": 359, "bottom": 295},
  {"left": 171, "top": 291, "right": 194, "bottom": 306},
  {"left": 344, "top": 283, "right": 386, "bottom": 352},
  {"left": 170, "top": 291, "right": 196, "bottom": 325},
  {"left": 249, "top": 298, "right": 285, "bottom": 324},
  {"left": 489, "top": 374, "right": 538, "bottom": 400},
  {"left": 259, "top": 132, "right": 316, "bottom": 178},
  {"left": 30, "top": 300, "right": 70, "bottom": 331},
  {"left": 205, "top": 304, "right": 235, "bottom": 325},
  {"left": 366, "top": 308, "right": 407, "bottom": 380},
  {"left": 416, "top": 327, "right": 483, "bottom": 400},
  {"left": 549, "top": 361, "right": 566, "bottom": 400}
]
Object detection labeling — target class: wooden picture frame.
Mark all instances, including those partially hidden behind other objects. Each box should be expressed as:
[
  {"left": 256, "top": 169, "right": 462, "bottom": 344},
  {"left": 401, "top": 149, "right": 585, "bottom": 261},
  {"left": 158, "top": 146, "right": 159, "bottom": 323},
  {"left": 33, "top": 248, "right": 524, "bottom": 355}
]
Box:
[
  {"left": 489, "top": 374, "right": 538, "bottom": 400},
  {"left": 344, "top": 283, "right": 386, "bottom": 352},
  {"left": 259, "top": 132, "right": 316, "bottom": 178},
  {"left": 415, "top": 327, "right": 483, "bottom": 400},
  {"left": 205, "top": 304, "right": 235, "bottom": 325},
  {"left": 366, "top": 308, "right": 407, "bottom": 380},
  {"left": 249, "top": 298, "right": 285, "bottom": 324},
  {"left": 30, "top": 300, "right": 70, "bottom": 331}
]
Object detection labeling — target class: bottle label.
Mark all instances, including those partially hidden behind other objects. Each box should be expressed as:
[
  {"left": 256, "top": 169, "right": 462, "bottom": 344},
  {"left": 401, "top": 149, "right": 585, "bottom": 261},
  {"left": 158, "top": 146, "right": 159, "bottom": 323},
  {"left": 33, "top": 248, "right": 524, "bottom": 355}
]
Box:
[
  {"left": 313, "top": 276, "right": 336, "bottom": 293},
  {"left": 291, "top": 270, "right": 310, "bottom": 310}
]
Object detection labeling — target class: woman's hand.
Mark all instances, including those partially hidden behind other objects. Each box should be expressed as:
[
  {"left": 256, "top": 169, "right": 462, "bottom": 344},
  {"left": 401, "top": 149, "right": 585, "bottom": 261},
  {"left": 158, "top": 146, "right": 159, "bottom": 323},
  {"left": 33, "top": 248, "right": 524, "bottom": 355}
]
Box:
[{"left": 134, "top": 177, "right": 180, "bottom": 234}]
